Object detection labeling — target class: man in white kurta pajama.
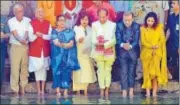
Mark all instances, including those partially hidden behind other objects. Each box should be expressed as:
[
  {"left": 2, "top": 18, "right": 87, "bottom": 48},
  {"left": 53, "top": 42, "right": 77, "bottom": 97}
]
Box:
[{"left": 28, "top": 8, "right": 52, "bottom": 95}]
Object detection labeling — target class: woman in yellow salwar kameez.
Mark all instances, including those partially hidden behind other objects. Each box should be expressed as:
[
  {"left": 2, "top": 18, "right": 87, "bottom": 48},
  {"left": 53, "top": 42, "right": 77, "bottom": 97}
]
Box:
[{"left": 140, "top": 12, "right": 168, "bottom": 97}]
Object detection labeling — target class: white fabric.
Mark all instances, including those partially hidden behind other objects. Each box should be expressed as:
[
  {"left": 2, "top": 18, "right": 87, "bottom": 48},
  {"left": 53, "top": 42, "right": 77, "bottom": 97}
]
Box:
[
  {"left": 8, "top": 17, "right": 31, "bottom": 45},
  {"left": 28, "top": 50, "right": 50, "bottom": 73},
  {"left": 27, "top": 23, "right": 52, "bottom": 42},
  {"left": 34, "top": 69, "right": 47, "bottom": 81},
  {"left": 74, "top": 25, "right": 92, "bottom": 56},
  {"left": 63, "top": 1, "right": 82, "bottom": 28}
]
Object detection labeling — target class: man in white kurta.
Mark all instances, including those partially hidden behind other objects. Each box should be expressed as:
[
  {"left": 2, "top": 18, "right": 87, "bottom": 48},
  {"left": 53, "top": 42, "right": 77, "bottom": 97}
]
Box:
[{"left": 28, "top": 8, "right": 52, "bottom": 95}]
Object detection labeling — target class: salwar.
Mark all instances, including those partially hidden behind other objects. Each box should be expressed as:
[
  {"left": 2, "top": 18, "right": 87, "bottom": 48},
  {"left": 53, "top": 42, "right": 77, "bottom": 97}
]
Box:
[
  {"left": 96, "top": 59, "right": 114, "bottom": 89},
  {"left": 34, "top": 69, "right": 47, "bottom": 81},
  {"left": 10, "top": 44, "right": 29, "bottom": 92}
]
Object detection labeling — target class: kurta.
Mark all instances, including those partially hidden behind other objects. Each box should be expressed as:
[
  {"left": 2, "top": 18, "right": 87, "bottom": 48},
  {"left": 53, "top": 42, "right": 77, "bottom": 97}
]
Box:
[
  {"left": 51, "top": 28, "right": 80, "bottom": 89},
  {"left": 140, "top": 24, "right": 168, "bottom": 89},
  {"left": 28, "top": 19, "right": 52, "bottom": 74},
  {"left": 91, "top": 20, "right": 116, "bottom": 89},
  {"left": 72, "top": 25, "right": 97, "bottom": 91},
  {"left": 87, "top": 2, "right": 116, "bottom": 22}
]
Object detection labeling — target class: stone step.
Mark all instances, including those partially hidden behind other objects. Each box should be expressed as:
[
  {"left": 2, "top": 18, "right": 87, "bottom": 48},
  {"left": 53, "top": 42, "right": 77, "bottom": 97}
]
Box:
[{"left": 1, "top": 81, "right": 179, "bottom": 94}]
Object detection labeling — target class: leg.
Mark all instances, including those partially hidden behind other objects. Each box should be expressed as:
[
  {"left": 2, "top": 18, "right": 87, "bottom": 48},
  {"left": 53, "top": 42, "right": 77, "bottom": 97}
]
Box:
[
  {"left": 36, "top": 81, "right": 41, "bottom": 95},
  {"left": 19, "top": 46, "right": 29, "bottom": 95},
  {"left": 146, "top": 89, "right": 151, "bottom": 97},
  {"left": 128, "top": 57, "right": 137, "bottom": 97},
  {"left": 104, "top": 60, "right": 114, "bottom": 97},
  {"left": 152, "top": 78, "right": 158, "bottom": 97},
  {"left": 119, "top": 57, "right": 128, "bottom": 97},
  {"left": 41, "top": 81, "right": 46, "bottom": 95},
  {"left": 10, "top": 45, "right": 21, "bottom": 93},
  {"left": 96, "top": 61, "right": 105, "bottom": 96},
  {"left": 84, "top": 88, "right": 88, "bottom": 96},
  {"left": 64, "top": 89, "right": 68, "bottom": 98},
  {"left": 56, "top": 88, "right": 61, "bottom": 97},
  {"left": 76, "top": 90, "right": 80, "bottom": 95}
]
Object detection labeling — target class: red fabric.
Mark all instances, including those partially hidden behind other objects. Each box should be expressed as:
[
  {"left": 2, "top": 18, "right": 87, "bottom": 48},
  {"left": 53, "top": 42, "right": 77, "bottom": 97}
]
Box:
[
  {"left": 29, "top": 19, "right": 50, "bottom": 57},
  {"left": 54, "top": 1, "right": 63, "bottom": 16},
  {"left": 82, "top": 0, "right": 109, "bottom": 9},
  {"left": 64, "top": 1, "right": 77, "bottom": 11}
]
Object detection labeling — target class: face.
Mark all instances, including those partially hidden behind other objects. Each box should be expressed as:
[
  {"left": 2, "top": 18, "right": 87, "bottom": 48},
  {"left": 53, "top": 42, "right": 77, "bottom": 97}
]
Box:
[
  {"left": 171, "top": 1, "right": 179, "bottom": 12},
  {"left": 80, "top": 16, "right": 89, "bottom": 27},
  {"left": 57, "top": 16, "right": 66, "bottom": 28},
  {"left": 98, "top": 10, "right": 108, "bottom": 24},
  {"left": 35, "top": 8, "right": 44, "bottom": 20},
  {"left": 123, "top": 15, "right": 133, "bottom": 28},
  {"left": 14, "top": 7, "right": 24, "bottom": 20},
  {"left": 146, "top": 17, "right": 155, "bottom": 27}
]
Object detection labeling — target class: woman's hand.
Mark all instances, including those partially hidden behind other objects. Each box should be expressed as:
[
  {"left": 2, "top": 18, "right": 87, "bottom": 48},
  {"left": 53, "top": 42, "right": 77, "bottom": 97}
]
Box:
[
  {"left": 64, "top": 40, "right": 74, "bottom": 49},
  {"left": 79, "top": 37, "right": 84, "bottom": 43}
]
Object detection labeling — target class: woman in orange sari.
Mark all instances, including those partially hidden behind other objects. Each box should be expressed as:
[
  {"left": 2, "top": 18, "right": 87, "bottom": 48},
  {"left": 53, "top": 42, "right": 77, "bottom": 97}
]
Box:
[{"left": 140, "top": 12, "right": 168, "bottom": 97}]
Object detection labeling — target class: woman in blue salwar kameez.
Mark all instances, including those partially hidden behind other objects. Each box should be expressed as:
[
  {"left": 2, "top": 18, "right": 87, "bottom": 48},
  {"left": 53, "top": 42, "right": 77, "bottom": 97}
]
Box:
[{"left": 51, "top": 15, "right": 80, "bottom": 97}]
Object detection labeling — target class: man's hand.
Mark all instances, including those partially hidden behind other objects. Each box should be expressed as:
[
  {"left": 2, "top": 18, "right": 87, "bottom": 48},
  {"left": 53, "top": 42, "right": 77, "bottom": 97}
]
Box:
[
  {"left": 152, "top": 45, "right": 159, "bottom": 49},
  {"left": 79, "top": 37, "right": 84, "bottom": 43},
  {"left": 123, "top": 43, "right": 131, "bottom": 50},
  {"left": 65, "top": 12, "right": 72, "bottom": 20},
  {"left": 36, "top": 32, "right": 43, "bottom": 37},
  {"left": 20, "top": 40, "right": 27, "bottom": 45}
]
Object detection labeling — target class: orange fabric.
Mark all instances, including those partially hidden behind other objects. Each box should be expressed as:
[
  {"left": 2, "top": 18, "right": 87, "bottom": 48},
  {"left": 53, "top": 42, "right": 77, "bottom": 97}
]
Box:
[{"left": 38, "top": 1, "right": 63, "bottom": 27}]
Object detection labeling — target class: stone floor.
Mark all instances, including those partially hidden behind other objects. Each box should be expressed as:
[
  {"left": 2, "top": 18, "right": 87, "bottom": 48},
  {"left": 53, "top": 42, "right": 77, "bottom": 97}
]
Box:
[{"left": 1, "top": 92, "right": 179, "bottom": 104}]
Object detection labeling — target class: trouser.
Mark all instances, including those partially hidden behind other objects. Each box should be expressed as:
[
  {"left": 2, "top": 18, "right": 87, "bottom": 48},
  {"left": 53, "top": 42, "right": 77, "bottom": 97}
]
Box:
[
  {"left": 118, "top": 54, "right": 137, "bottom": 90},
  {"left": 10, "top": 44, "right": 29, "bottom": 92},
  {"left": 96, "top": 59, "right": 114, "bottom": 89}
]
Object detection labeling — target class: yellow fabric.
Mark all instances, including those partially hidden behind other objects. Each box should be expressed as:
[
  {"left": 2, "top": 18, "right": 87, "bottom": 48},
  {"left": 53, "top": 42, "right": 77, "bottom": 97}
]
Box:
[
  {"left": 72, "top": 42, "right": 97, "bottom": 91},
  {"left": 140, "top": 24, "right": 168, "bottom": 89},
  {"left": 96, "top": 59, "right": 114, "bottom": 89}
]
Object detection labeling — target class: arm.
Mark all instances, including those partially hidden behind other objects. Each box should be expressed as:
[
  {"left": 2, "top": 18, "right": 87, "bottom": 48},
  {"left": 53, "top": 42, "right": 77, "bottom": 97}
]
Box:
[
  {"left": 104, "top": 23, "right": 116, "bottom": 49},
  {"left": 42, "top": 24, "right": 52, "bottom": 40},
  {"left": 91, "top": 23, "right": 98, "bottom": 45},
  {"left": 28, "top": 24, "right": 37, "bottom": 42},
  {"left": 115, "top": 23, "right": 124, "bottom": 48},
  {"left": 129, "top": 25, "right": 140, "bottom": 49}
]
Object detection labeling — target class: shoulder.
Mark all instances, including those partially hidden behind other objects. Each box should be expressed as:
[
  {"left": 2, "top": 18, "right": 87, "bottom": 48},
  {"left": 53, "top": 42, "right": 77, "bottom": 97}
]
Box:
[
  {"left": 8, "top": 17, "right": 16, "bottom": 23},
  {"left": 92, "top": 21, "right": 99, "bottom": 27},
  {"left": 140, "top": 25, "right": 146, "bottom": 31},
  {"left": 156, "top": 23, "right": 164, "bottom": 30},
  {"left": 132, "top": 22, "right": 140, "bottom": 29},
  {"left": 44, "top": 20, "right": 51, "bottom": 24},
  {"left": 74, "top": 25, "right": 80, "bottom": 31},
  {"left": 23, "top": 17, "right": 31, "bottom": 22}
]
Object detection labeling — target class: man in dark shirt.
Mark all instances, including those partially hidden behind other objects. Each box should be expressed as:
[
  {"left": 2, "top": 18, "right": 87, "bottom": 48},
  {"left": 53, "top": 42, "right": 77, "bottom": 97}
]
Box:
[
  {"left": 166, "top": 0, "right": 179, "bottom": 80},
  {"left": 116, "top": 12, "right": 140, "bottom": 97}
]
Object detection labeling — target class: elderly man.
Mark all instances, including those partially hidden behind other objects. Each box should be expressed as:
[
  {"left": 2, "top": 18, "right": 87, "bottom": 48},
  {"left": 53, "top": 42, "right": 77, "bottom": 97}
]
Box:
[
  {"left": 91, "top": 8, "right": 116, "bottom": 97},
  {"left": 8, "top": 3, "right": 31, "bottom": 95},
  {"left": 87, "top": 1, "right": 116, "bottom": 23},
  {"left": 116, "top": 12, "right": 140, "bottom": 97},
  {"left": 28, "top": 8, "right": 52, "bottom": 95}
]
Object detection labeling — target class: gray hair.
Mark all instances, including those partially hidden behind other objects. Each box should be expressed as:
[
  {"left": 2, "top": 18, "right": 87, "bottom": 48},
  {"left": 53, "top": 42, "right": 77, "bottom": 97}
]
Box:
[
  {"left": 123, "top": 11, "right": 134, "bottom": 18},
  {"left": 13, "top": 3, "right": 24, "bottom": 15}
]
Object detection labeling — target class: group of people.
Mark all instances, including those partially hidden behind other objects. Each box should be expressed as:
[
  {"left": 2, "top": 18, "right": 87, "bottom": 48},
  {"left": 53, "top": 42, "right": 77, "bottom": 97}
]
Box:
[{"left": 0, "top": 0, "right": 179, "bottom": 98}]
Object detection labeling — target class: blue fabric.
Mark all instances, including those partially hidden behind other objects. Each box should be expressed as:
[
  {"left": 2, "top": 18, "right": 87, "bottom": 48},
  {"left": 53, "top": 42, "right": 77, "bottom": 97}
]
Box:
[
  {"left": 51, "top": 28, "right": 80, "bottom": 89},
  {"left": 118, "top": 53, "right": 137, "bottom": 90},
  {"left": 0, "top": 16, "right": 9, "bottom": 88},
  {"left": 116, "top": 21, "right": 140, "bottom": 59}
]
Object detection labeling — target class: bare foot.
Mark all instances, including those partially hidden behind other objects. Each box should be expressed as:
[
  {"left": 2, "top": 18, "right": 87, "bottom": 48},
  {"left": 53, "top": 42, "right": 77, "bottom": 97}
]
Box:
[
  {"left": 20, "top": 87, "right": 25, "bottom": 95},
  {"left": 84, "top": 90, "right": 88, "bottom": 96},
  {"left": 56, "top": 92, "right": 61, "bottom": 97},
  {"left": 76, "top": 91, "right": 80, "bottom": 95},
  {"left": 129, "top": 88, "right": 134, "bottom": 98},
  {"left": 41, "top": 91, "right": 45, "bottom": 96},
  {"left": 100, "top": 89, "right": 104, "bottom": 97},
  {"left": 64, "top": 90, "right": 68, "bottom": 98},
  {"left": 152, "top": 91, "right": 157, "bottom": 97},
  {"left": 105, "top": 88, "right": 109, "bottom": 97},
  {"left": 122, "top": 90, "right": 127, "bottom": 98}
]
